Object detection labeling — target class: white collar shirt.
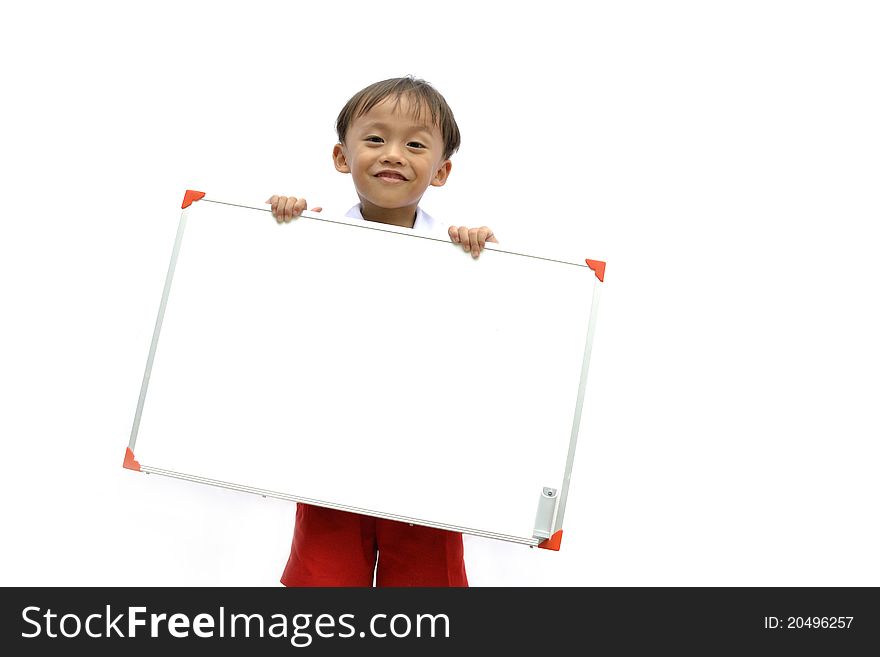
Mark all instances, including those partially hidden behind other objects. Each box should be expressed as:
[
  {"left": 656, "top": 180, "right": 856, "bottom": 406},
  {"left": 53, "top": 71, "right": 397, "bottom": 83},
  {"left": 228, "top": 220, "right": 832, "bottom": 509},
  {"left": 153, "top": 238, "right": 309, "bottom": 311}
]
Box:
[{"left": 345, "top": 205, "right": 446, "bottom": 236}]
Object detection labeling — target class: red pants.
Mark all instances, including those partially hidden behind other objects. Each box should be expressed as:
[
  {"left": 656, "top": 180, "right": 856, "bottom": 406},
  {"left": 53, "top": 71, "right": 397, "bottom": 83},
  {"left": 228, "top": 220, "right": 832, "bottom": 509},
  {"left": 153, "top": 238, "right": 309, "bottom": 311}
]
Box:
[{"left": 280, "top": 503, "right": 468, "bottom": 587}]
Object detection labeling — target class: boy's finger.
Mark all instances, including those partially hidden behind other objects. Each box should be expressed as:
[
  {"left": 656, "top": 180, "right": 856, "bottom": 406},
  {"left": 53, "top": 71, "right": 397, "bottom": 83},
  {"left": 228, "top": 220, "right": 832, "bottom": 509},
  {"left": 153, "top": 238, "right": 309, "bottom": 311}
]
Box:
[
  {"left": 311, "top": 206, "right": 323, "bottom": 213},
  {"left": 282, "top": 197, "right": 298, "bottom": 220},
  {"left": 448, "top": 226, "right": 460, "bottom": 243},
  {"left": 468, "top": 229, "right": 480, "bottom": 257},
  {"left": 477, "top": 227, "right": 491, "bottom": 250},
  {"left": 458, "top": 226, "right": 471, "bottom": 251},
  {"left": 269, "top": 196, "right": 282, "bottom": 221}
]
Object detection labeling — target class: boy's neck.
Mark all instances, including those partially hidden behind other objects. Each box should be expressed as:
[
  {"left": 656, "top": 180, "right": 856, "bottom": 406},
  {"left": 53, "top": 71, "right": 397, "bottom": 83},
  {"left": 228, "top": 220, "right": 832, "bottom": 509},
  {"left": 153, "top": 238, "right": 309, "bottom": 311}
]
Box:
[{"left": 359, "top": 200, "right": 418, "bottom": 229}]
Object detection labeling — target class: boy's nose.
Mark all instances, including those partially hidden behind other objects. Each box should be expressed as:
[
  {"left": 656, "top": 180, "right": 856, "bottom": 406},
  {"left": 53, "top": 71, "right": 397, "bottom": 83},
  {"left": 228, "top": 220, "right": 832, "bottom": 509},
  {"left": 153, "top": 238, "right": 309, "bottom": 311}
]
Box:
[{"left": 380, "top": 146, "right": 405, "bottom": 165}]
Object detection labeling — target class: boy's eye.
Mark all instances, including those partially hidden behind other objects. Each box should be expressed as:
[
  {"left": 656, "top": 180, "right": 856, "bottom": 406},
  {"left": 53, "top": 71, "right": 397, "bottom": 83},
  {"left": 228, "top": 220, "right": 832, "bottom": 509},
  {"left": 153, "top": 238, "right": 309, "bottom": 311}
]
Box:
[
  {"left": 365, "top": 136, "right": 383, "bottom": 143},
  {"left": 408, "top": 142, "right": 426, "bottom": 149}
]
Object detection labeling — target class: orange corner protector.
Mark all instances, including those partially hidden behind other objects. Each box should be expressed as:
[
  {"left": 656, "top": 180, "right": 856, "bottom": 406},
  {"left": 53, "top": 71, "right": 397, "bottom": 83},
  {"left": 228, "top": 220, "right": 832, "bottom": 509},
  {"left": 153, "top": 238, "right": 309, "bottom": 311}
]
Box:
[
  {"left": 585, "top": 259, "right": 606, "bottom": 282},
  {"left": 538, "top": 530, "right": 563, "bottom": 551},
  {"left": 181, "top": 190, "right": 206, "bottom": 209},
  {"left": 123, "top": 447, "right": 141, "bottom": 471}
]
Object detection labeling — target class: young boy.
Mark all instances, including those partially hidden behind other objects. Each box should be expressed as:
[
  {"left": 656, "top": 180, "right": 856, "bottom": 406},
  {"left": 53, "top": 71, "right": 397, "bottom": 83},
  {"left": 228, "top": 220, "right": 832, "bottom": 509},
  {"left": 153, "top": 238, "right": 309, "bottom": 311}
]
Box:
[{"left": 267, "top": 77, "right": 497, "bottom": 587}]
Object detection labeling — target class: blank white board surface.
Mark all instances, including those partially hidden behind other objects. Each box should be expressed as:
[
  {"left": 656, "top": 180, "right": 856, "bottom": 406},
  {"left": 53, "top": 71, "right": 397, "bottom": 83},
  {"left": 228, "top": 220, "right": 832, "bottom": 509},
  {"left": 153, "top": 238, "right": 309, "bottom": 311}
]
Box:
[{"left": 126, "top": 193, "right": 603, "bottom": 547}]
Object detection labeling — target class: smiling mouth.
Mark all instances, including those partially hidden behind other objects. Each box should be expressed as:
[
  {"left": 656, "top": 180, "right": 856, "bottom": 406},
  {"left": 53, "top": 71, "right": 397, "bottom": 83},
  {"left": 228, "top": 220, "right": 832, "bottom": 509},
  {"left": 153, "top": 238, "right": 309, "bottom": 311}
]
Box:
[{"left": 375, "top": 171, "right": 408, "bottom": 181}]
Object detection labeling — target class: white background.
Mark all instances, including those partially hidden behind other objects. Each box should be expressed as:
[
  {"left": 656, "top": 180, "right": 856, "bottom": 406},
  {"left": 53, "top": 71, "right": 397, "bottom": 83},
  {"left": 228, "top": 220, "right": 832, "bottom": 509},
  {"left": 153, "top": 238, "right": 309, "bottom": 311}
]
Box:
[{"left": 1, "top": 0, "right": 878, "bottom": 586}]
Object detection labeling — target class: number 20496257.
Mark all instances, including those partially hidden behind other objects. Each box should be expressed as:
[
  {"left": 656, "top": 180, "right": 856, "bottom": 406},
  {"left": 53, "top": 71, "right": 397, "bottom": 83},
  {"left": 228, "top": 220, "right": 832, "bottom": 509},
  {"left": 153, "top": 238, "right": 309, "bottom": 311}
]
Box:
[{"left": 764, "top": 617, "right": 853, "bottom": 629}]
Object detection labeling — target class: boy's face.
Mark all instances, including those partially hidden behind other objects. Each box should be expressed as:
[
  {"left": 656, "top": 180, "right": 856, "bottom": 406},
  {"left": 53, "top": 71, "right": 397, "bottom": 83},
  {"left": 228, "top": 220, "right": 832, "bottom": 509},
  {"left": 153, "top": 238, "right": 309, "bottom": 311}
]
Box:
[{"left": 333, "top": 96, "right": 451, "bottom": 220}]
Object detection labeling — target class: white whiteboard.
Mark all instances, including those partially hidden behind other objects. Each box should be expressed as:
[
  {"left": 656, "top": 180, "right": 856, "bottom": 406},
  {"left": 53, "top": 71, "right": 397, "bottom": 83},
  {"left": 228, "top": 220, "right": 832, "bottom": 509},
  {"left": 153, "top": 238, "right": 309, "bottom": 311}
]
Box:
[{"left": 126, "top": 194, "right": 603, "bottom": 548}]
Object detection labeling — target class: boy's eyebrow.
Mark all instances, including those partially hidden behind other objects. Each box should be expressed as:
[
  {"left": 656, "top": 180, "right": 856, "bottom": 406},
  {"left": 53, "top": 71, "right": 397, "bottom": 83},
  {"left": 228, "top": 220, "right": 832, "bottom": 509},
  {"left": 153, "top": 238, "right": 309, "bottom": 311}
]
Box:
[{"left": 359, "top": 120, "right": 435, "bottom": 137}]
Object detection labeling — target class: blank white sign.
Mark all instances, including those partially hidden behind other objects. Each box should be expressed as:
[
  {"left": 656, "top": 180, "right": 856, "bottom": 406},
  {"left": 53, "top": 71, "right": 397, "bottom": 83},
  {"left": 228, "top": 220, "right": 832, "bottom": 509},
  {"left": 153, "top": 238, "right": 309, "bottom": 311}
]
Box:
[{"left": 128, "top": 196, "right": 602, "bottom": 546}]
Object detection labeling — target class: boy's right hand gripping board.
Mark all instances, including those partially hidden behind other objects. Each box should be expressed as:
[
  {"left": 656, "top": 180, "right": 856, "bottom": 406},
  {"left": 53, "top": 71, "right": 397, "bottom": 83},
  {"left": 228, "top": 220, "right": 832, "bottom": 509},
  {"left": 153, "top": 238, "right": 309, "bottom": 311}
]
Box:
[{"left": 125, "top": 190, "right": 605, "bottom": 550}]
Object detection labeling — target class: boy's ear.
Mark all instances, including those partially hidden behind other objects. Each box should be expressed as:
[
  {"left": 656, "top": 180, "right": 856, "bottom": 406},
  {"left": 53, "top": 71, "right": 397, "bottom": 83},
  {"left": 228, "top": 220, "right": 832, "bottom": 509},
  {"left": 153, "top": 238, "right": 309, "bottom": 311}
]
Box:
[
  {"left": 431, "top": 159, "right": 452, "bottom": 187},
  {"left": 332, "top": 144, "right": 350, "bottom": 174}
]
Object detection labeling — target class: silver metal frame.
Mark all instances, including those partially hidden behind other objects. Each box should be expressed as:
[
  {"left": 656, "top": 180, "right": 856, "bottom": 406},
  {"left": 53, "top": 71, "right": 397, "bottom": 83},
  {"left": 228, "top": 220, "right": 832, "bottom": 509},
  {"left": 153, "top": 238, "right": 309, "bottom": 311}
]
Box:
[
  {"left": 128, "top": 206, "right": 190, "bottom": 452},
  {"left": 552, "top": 282, "right": 602, "bottom": 536},
  {"left": 141, "top": 463, "right": 541, "bottom": 546},
  {"left": 127, "top": 197, "right": 603, "bottom": 548}
]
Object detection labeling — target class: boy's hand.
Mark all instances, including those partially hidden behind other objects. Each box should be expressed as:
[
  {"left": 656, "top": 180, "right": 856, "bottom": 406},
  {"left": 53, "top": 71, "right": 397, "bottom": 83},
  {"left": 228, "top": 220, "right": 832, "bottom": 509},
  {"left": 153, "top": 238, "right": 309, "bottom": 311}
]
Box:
[
  {"left": 448, "top": 226, "right": 498, "bottom": 259},
  {"left": 265, "top": 195, "right": 323, "bottom": 224}
]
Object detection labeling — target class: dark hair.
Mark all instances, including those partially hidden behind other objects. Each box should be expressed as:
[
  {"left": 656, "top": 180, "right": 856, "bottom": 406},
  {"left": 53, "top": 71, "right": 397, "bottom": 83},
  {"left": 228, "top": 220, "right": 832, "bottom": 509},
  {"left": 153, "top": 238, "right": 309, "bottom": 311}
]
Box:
[{"left": 335, "top": 76, "right": 461, "bottom": 160}]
